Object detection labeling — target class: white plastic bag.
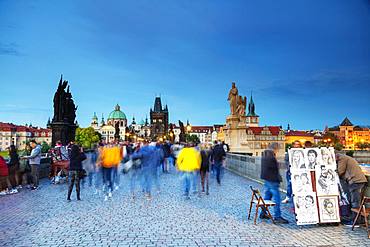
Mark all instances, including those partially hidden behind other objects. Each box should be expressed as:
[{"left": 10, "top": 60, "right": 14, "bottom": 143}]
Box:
[{"left": 122, "top": 160, "right": 133, "bottom": 174}]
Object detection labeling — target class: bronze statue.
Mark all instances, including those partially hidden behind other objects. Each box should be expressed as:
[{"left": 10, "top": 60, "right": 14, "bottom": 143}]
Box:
[
  {"left": 52, "top": 75, "right": 76, "bottom": 124},
  {"left": 53, "top": 75, "right": 68, "bottom": 122},
  {"left": 51, "top": 75, "right": 78, "bottom": 146},
  {"left": 179, "top": 120, "right": 186, "bottom": 143},
  {"left": 228, "top": 82, "right": 238, "bottom": 116},
  {"left": 114, "top": 122, "right": 120, "bottom": 141}
]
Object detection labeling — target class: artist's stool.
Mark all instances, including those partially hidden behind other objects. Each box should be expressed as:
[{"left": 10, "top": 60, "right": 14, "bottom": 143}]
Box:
[
  {"left": 248, "top": 186, "right": 276, "bottom": 224},
  {"left": 351, "top": 196, "right": 370, "bottom": 238}
]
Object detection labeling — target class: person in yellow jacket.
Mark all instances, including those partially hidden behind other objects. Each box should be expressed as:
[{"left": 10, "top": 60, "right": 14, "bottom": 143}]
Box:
[
  {"left": 98, "top": 143, "right": 123, "bottom": 201},
  {"left": 176, "top": 143, "right": 201, "bottom": 199}
]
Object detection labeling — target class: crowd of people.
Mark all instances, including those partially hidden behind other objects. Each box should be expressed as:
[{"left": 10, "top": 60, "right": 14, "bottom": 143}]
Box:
[
  {"left": 54, "top": 140, "right": 228, "bottom": 202},
  {"left": 1, "top": 138, "right": 368, "bottom": 228},
  {"left": 0, "top": 140, "right": 42, "bottom": 195},
  {"left": 0, "top": 139, "right": 228, "bottom": 200}
]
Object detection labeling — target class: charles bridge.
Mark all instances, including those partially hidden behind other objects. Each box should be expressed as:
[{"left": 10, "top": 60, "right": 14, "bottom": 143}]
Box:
[{"left": 1, "top": 161, "right": 369, "bottom": 247}]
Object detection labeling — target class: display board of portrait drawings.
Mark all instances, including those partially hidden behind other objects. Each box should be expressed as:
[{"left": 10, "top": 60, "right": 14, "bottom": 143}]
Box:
[{"left": 289, "top": 147, "right": 340, "bottom": 225}]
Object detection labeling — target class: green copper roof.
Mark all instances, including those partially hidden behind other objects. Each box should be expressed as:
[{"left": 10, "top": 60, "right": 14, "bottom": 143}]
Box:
[
  {"left": 108, "top": 104, "right": 127, "bottom": 120},
  {"left": 92, "top": 112, "right": 98, "bottom": 120},
  {"left": 247, "top": 93, "right": 258, "bottom": 117}
]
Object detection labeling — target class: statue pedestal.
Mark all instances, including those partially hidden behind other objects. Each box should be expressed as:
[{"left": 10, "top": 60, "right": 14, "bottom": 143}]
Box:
[
  {"left": 238, "top": 115, "right": 247, "bottom": 127},
  {"left": 226, "top": 115, "right": 240, "bottom": 129},
  {"left": 50, "top": 121, "right": 77, "bottom": 146}
]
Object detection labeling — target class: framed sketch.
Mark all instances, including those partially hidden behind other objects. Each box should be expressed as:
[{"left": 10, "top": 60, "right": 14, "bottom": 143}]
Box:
[
  {"left": 293, "top": 193, "right": 319, "bottom": 225},
  {"left": 315, "top": 165, "right": 339, "bottom": 196},
  {"left": 291, "top": 170, "right": 313, "bottom": 193},
  {"left": 320, "top": 147, "right": 336, "bottom": 167},
  {"left": 318, "top": 196, "right": 340, "bottom": 223},
  {"left": 289, "top": 148, "right": 306, "bottom": 170},
  {"left": 304, "top": 148, "right": 321, "bottom": 170}
]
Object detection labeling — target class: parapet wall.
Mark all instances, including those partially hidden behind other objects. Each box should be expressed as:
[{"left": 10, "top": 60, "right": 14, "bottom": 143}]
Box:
[
  {"left": 352, "top": 151, "right": 370, "bottom": 164},
  {"left": 225, "top": 153, "right": 288, "bottom": 192}
]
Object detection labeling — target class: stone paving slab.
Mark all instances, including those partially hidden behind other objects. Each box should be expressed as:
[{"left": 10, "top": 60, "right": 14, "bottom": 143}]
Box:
[{"left": 0, "top": 170, "right": 369, "bottom": 246}]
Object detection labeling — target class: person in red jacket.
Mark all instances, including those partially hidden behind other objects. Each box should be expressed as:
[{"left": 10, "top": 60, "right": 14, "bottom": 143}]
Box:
[{"left": 0, "top": 155, "right": 13, "bottom": 195}]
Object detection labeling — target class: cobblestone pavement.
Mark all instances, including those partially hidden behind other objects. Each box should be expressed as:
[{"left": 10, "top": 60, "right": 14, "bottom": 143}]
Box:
[{"left": 0, "top": 169, "right": 369, "bottom": 247}]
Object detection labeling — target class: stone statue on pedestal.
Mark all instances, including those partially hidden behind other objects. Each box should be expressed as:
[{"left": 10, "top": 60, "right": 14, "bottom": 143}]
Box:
[
  {"left": 50, "top": 75, "right": 78, "bottom": 146},
  {"left": 114, "top": 122, "right": 120, "bottom": 141},
  {"left": 178, "top": 120, "right": 186, "bottom": 143},
  {"left": 227, "top": 82, "right": 239, "bottom": 116}
]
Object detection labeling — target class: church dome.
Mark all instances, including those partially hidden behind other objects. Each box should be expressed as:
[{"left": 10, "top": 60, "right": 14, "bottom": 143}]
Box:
[{"left": 107, "top": 104, "right": 127, "bottom": 120}]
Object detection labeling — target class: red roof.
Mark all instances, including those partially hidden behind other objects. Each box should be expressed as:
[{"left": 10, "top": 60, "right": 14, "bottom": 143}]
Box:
[
  {"left": 285, "top": 130, "right": 314, "bottom": 137},
  {"left": 247, "top": 126, "right": 282, "bottom": 136},
  {"left": 0, "top": 122, "right": 51, "bottom": 135}
]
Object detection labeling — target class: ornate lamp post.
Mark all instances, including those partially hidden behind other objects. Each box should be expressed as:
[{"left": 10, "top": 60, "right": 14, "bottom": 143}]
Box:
[
  {"left": 169, "top": 131, "right": 174, "bottom": 143},
  {"left": 186, "top": 120, "right": 192, "bottom": 133}
]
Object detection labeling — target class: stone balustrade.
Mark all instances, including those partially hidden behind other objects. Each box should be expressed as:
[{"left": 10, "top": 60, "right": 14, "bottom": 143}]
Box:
[{"left": 225, "top": 153, "right": 288, "bottom": 192}]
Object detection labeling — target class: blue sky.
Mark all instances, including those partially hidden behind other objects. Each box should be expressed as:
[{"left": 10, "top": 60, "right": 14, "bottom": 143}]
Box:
[{"left": 0, "top": 0, "right": 369, "bottom": 130}]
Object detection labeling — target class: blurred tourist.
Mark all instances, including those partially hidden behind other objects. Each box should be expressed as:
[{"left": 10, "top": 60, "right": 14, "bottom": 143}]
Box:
[
  {"left": 129, "top": 142, "right": 142, "bottom": 200},
  {"left": 0, "top": 155, "right": 13, "bottom": 195},
  {"left": 82, "top": 146, "right": 98, "bottom": 188},
  {"left": 260, "top": 142, "right": 289, "bottom": 224},
  {"left": 211, "top": 141, "right": 226, "bottom": 185},
  {"left": 131, "top": 141, "right": 155, "bottom": 200},
  {"left": 200, "top": 144, "right": 211, "bottom": 195},
  {"left": 8, "top": 145, "right": 20, "bottom": 192},
  {"left": 162, "top": 141, "right": 172, "bottom": 173},
  {"left": 99, "top": 143, "right": 123, "bottom": 201},
  {"left": 176, "top": 143, "right": 201, "bottom": 199},
  {"left": 67, "top": 144, "right": 86, "bottom": 201},
  {"left": 19, "top": 144, "right": 32, "bottom": 188}
]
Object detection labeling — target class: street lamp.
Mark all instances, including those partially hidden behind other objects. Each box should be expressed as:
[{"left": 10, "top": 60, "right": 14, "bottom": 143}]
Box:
[{"left": 186, "top": 123, "right": 192, "bottom": 133}]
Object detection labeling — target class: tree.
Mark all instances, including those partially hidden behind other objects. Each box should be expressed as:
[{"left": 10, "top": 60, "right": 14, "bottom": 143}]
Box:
[
  {"left": 41, "top": 141, "right": 51, "bottom": 153},
  {"left": 319, "top": 132, "right": 339, "bottom": 146},
  {"left": 185, "top": 134, "right": 200, "bottom": 144},
  {"left": 333, "top": 143, "right": 343, "bottom": 151},
  {"left": 285, "top": 143, "right": 292, "bottom": 152},
  {"left": 75, "top": 127, "right": 101, "bottom": 149},
  {"left": 346, "top": 150, "right": 354, "bottom": 157},
  {"left": 356, "top": 142, "right": 370, "bottom": 150}
]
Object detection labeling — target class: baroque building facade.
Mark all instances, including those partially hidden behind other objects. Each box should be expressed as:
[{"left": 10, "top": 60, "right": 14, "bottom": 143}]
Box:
[
  {"left": 327, "top": 117, "right": 370, "bottom": 150},
  {"left": 0, "top": 122, "right": 52, "bottom": 151},
  {"left": 91, "top": 104, "right": 127, "bottom": 142}
]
